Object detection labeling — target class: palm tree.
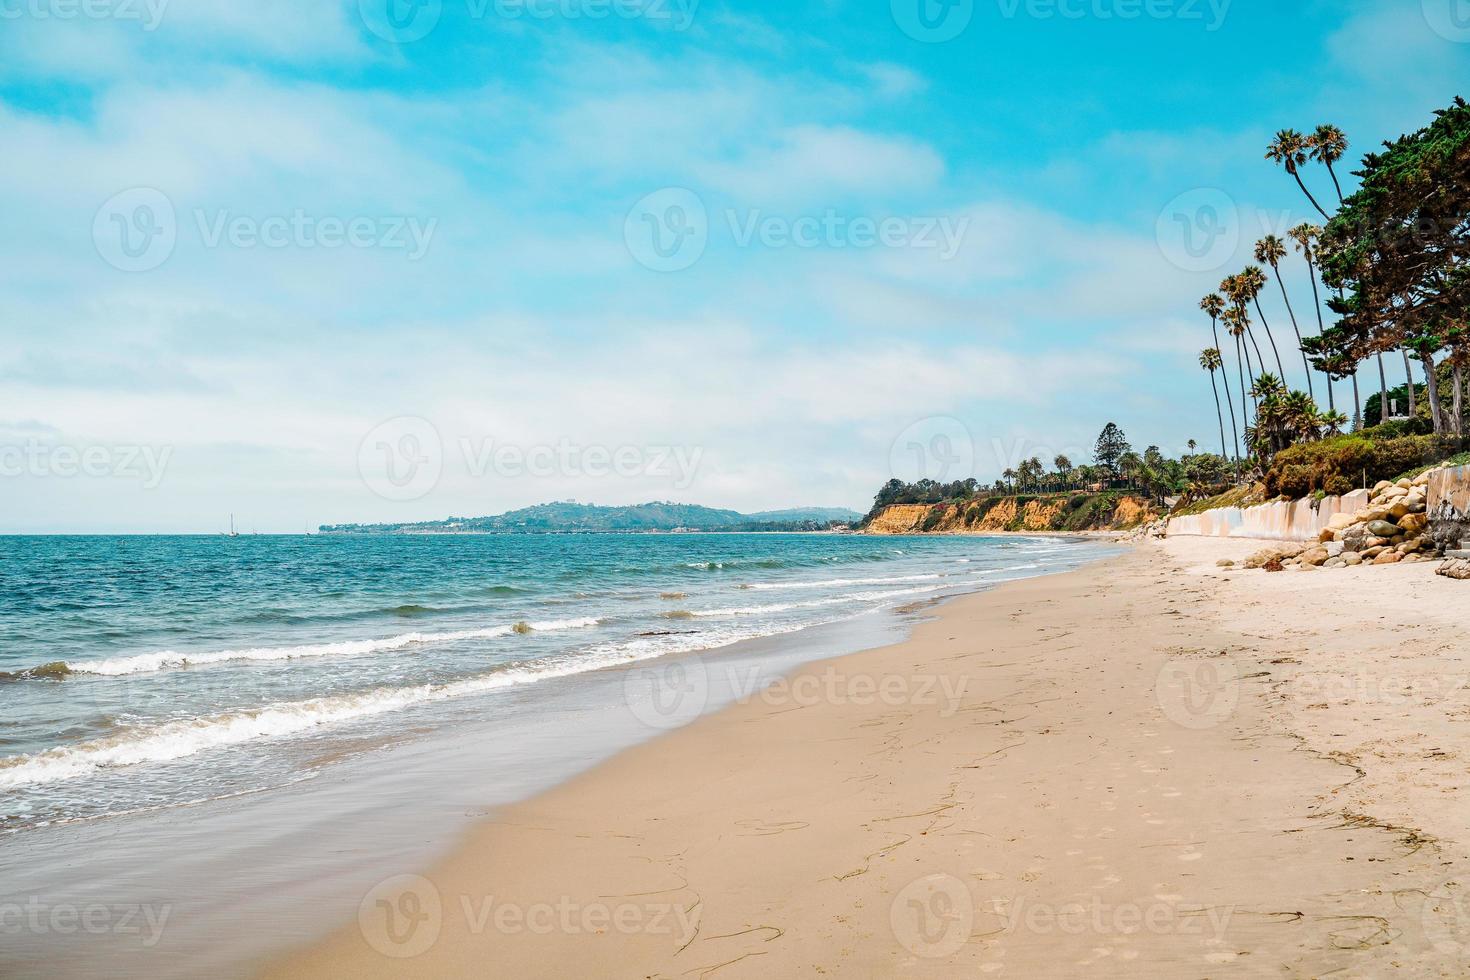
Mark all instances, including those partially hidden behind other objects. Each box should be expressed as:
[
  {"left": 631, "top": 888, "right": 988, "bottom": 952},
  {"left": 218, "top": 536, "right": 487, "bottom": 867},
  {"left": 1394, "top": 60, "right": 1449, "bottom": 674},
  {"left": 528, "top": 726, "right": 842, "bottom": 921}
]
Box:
[
  {"left": 1307, "top": 124, "right": 1349, "bottom": 205},
  {"left": 1255, "top": 235, "right": 1314, "bottom": 399},
  {"left": 1002, "top": 467, "right": 1017, "bottom": 493},
  {"left": 1288, "top": 223, "right": 1336, "bottom": 413},
  {"left": 1224, "top": 305, "right": 1256, "bottom": 432},
  {"left": 1201, "top": 293, "right": 1241, "bottom": 467},
  {"left": 1221, "top": 273, "right": 1268, "bottom": 373},
  {"left": 1053, "top": 454, "right": 1072, "bottom": 490},
  {"left": 1267, "top": 129, "right": 1331, "bottom": 220},
  {"left": 1240, "top": 265, "right": 1288, "bottom": 381},
  {"left": 1321, "top": 409, "right": 1348, "bottom": 436},
  {"left": 1200, "top": 348, "right": 1230, "bottom": 464},
  {"left": 1283, "top": 390, "right": 1322, "bottom": 442}
]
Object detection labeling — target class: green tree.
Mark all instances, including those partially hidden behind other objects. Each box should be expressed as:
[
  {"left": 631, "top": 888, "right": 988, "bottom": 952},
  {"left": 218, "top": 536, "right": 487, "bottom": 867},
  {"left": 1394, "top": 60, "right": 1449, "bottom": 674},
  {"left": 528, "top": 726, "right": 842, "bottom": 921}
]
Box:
[
  {"left": 1094, "top": 423, "right": 1131, "bottom": 479},
  {"left": 1320, "top": 97, "right": 1470, "bottom": 438}
]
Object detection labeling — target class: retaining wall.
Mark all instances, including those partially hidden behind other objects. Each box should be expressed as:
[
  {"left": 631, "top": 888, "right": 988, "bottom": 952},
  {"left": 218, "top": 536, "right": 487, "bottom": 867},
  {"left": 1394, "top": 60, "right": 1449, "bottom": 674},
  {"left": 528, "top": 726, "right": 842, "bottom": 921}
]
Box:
[{"left": 1166, "top": 490, "right": 1371, "bottom": 542}]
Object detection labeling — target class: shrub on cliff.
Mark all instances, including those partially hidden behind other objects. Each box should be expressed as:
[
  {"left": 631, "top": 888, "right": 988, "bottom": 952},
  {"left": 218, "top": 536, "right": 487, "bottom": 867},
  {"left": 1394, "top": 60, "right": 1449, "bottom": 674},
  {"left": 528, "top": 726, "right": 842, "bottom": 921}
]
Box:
[{"left": 1264, "top": 434, "right": 1460, "bottom": 498}]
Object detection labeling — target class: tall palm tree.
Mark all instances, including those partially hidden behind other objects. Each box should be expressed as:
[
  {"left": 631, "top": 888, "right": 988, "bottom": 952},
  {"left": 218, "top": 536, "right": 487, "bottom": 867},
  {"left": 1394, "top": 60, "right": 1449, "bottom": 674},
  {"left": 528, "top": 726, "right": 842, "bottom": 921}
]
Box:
[
  {"left": 1255, "top": 235, "right": 1314, "bottom": 399},
  {"left": 1241, "top": 265, "right": 1287, "bottom": 381},
  {"left": 1307, "top": 124, "right": 1349, "bottom": 205},
  {"left": 1266, "top": 129, "right": 1331, "bottom": 220},
  {"left": 1224, "top": 305, "right": 1256, "bottom": 436},
  {"left": 1221, "top": 273, "right": 1268, "bottom": 372},
  {"left": 1200, "top": 348, "right": 1230, "bottom": 465},
  {"left": 1200, "top": 293, "right": 1241, "bottom": 466},
  {"left": 1053, "top": 454, "right": 1072, "bottom": 490},
  {"left": 1288, "top": 223, "right": 1335, "bottom": 412}
]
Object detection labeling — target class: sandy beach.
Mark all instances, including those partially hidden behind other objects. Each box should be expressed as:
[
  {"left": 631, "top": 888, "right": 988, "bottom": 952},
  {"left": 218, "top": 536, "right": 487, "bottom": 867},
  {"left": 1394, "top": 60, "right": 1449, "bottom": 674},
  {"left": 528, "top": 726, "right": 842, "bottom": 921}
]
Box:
[{"left": 261, "top": 537, "right": 1470, "bottom": 978}]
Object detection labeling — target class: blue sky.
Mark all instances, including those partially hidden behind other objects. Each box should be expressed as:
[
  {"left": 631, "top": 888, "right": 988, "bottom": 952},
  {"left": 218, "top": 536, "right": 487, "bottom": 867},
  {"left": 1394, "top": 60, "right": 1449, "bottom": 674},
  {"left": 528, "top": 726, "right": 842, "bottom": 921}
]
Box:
[{"left": 1, "top": 0, "right": 1467, "bottom": 532}]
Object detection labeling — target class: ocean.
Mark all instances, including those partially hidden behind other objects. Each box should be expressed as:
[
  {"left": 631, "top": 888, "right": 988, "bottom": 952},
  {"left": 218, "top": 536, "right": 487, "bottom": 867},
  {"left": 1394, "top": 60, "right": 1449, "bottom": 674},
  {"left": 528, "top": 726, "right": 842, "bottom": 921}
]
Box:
[{"left": 0, "top": 532, "right": 1108, "bottom": 976}]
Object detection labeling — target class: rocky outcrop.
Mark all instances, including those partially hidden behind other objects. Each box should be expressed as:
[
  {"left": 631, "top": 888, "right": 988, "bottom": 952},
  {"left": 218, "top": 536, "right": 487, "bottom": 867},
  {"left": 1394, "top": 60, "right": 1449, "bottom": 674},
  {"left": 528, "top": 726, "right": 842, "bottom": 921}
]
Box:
[
  {"left": 862, "top": 505, "right": 933, "bottom": 535},
  {"left": 863, "top": 493, "right": 1157, "bottom": 535}
]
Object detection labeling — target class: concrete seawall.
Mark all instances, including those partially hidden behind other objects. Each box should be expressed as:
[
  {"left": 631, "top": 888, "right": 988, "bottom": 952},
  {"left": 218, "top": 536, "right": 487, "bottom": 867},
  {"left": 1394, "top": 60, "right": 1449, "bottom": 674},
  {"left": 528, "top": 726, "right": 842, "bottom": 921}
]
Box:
[{"left": 1166, "top": 490, "right": 1371, "bottom": 542}]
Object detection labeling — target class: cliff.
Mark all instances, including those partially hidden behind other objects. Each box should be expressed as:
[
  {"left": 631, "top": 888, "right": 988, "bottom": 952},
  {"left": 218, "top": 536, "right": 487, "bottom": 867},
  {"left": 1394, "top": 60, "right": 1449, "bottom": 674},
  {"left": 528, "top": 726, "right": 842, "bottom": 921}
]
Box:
[{"left": 863, "top": 493, "right": 1158, "bottom": 535}]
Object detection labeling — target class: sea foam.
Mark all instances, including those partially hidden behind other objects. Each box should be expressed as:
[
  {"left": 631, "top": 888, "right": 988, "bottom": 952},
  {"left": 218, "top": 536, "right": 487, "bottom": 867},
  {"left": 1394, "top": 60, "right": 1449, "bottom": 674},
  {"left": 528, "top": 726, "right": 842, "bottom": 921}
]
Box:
[{"left": 62, "top": 618, "right": 602, "bottom": 677}]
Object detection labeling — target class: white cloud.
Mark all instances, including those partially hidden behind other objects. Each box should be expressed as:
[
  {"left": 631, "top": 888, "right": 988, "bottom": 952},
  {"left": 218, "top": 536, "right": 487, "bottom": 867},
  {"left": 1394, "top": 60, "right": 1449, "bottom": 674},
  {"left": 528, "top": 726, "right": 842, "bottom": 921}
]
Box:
[{"left": 699, "top": 124, "right": 945, "bottom": 205}]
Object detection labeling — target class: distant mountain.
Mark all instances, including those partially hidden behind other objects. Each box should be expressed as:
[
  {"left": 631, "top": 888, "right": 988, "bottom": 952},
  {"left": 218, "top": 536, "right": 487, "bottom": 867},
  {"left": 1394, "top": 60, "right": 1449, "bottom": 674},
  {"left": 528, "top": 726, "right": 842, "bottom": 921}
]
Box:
[{"left": 319, "top": 501, "right": 863, "bottom": 535}]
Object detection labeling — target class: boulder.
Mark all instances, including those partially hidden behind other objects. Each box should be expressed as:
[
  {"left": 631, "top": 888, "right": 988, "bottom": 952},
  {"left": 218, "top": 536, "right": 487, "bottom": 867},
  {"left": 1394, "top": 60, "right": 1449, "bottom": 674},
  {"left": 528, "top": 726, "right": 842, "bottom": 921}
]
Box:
[
  {"left": 1396, "top": 478, "right": 1413, "bottom": 490},
  {"left": 1216, "top": 559, "right": 1235, "bottom": 568},
  {"left": 1399, "top": 513, "right": 1429, "bottom": 536},
  {"left": 1299, "top": 546, "right": 1331, "bottom": 567},
  {"left": 1342, "top": 552, "right": 1364, "bottom": 566},
  {"left": 1325, "top": 541, "right": 1345, "bottom": 558},
  {"left": 1367, "top": 520, "right": 1402, "bottom": 538},
  {"left": 1373, "top": 551, "right": 1404, "bottom": 565},
  {"left": 1327, "top": 513, "right": 1359, "bottom": 531},
  {"left": 1318, "top": 528, "right": 1337, "bottom": 544},
  {"left": 1373, "top": 480, "right": 1393, "bottom": 495},
  {"left": 1362, "top": 546, "right": 1386, "bottom": 559},
  {"left": 1324, "top": 557, "right": 1347, "bottom": 569},
  {"left": 1264, "top": 557, "right": 1285, "bottom": 573},
  {"left": 1388, "top": 502, "right": 1411, "bottom": 520}
]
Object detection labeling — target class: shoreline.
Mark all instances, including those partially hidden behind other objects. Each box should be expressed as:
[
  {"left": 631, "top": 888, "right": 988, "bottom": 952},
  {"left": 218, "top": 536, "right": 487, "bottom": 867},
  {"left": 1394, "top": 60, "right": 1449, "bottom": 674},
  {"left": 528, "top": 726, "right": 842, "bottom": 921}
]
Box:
[
  {"left": 1, "top": 537, "right": 1110, "bottom": 980},
  {"left": 264, "top": 536, "right": 1470, "bottom": 977}
]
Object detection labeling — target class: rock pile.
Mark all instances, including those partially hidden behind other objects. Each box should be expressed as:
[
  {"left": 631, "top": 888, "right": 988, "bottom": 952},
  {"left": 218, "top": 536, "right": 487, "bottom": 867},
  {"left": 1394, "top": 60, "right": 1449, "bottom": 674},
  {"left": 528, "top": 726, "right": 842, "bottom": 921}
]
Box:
[{"left": 1241, "top": 468, "right": 1449, "bottom": 571}]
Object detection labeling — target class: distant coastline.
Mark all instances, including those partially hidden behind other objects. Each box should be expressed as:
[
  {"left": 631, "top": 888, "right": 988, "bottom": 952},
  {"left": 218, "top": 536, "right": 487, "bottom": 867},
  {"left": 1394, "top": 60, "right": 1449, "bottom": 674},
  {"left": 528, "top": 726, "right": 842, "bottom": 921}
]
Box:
[{"left": 320, "top": 501, "right": 862, "bottom": 535}]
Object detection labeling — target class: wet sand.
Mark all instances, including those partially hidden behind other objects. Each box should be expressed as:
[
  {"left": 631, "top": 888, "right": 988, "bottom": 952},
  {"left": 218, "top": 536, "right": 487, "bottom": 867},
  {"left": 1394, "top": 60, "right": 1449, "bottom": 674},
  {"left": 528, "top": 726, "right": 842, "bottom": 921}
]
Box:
[{"left": 265, "top": 537, "right": 1470, "bottom": 977}]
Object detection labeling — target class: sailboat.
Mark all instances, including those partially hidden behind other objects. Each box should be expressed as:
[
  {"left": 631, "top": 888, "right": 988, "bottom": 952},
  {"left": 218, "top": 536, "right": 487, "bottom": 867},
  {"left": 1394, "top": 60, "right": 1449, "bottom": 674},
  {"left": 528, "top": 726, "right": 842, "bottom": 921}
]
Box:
[{"left": 224, "top": 514, "right": 240, "bottom": 538}]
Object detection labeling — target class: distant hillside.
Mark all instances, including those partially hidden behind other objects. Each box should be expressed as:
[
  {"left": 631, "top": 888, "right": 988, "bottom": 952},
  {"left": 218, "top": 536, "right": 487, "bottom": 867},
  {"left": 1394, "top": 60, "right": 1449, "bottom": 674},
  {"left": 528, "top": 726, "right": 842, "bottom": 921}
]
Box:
[{"left": 320, "top": 501, "right": 863, "bottom": 535}]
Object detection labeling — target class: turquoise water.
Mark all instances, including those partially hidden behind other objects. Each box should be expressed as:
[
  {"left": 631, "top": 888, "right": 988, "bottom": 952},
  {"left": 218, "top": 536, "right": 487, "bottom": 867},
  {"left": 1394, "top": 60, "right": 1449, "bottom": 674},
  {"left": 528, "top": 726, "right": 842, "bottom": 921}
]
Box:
[{"left": 0, "top": 533, "right": 1097, "bottom": 832}]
